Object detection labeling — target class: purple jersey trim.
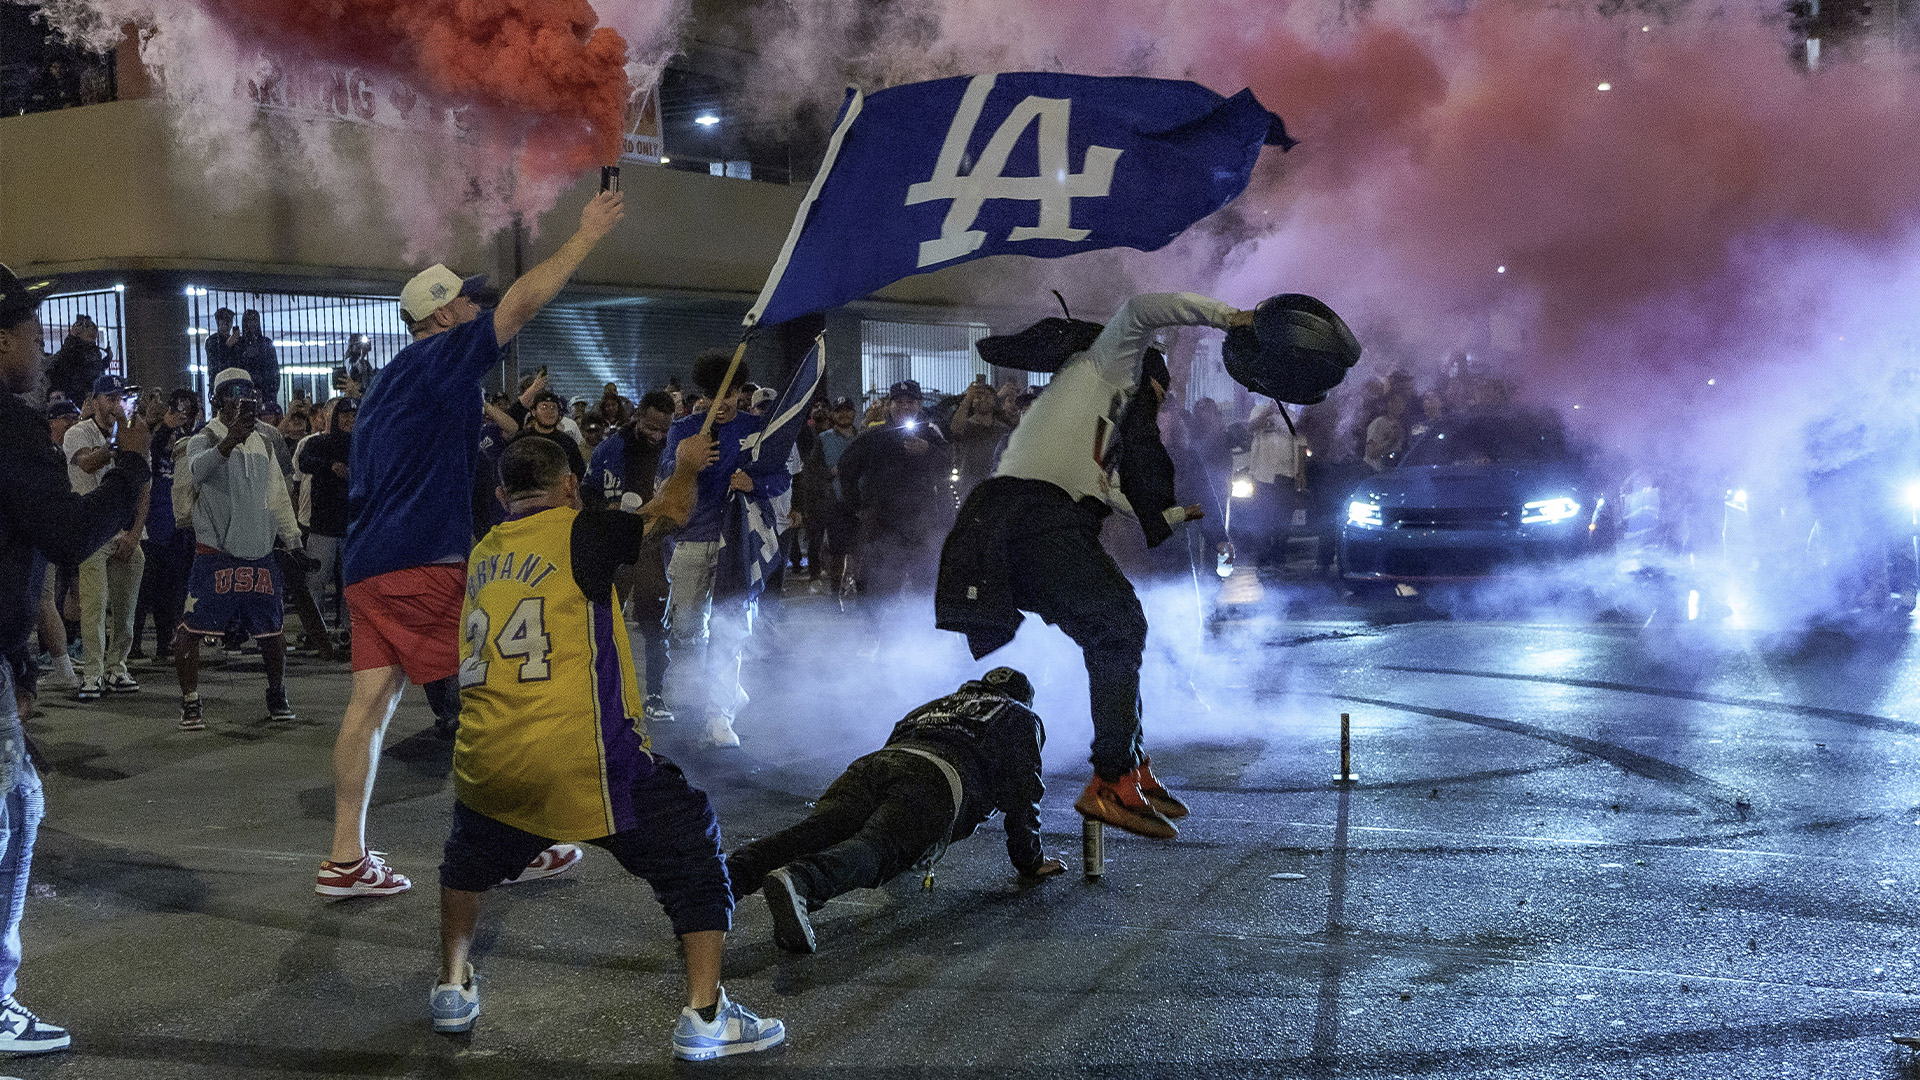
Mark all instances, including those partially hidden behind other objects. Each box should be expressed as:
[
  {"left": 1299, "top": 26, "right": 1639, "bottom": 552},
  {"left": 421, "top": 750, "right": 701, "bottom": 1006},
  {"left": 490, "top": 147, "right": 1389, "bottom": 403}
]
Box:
[{"left": 591, "top": 599, "right": 645, "bottom": 830}]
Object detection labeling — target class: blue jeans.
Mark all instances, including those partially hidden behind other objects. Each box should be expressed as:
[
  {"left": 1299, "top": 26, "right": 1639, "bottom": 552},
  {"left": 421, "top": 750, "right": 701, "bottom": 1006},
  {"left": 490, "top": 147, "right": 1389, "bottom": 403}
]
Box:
[{"left": 0, "top": 663, "right": 44, "bottom": 999}]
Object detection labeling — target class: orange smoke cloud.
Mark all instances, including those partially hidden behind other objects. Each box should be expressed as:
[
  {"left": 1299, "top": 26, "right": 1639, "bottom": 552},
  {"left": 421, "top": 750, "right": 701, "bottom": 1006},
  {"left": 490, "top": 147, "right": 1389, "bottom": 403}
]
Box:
[{"left": 197, "top": 0, "right": 632, "bottom": 177}]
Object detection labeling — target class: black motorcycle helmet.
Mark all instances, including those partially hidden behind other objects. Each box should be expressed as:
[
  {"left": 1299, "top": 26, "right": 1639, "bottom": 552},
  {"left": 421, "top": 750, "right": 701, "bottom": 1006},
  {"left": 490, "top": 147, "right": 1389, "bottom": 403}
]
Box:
[{"left": 1223, "top": 293, "right": 1361, "bottom": 405}]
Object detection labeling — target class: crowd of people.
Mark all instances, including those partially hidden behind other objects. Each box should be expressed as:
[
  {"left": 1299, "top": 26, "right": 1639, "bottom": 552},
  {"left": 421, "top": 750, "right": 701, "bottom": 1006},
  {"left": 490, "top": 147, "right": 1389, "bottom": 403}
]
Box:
[
  {"left": 0, "top": 191, "right": 1379, "bottom": 1064},
  {"left": 19, "top": 306, "right": 1502, "bottom": 715}
]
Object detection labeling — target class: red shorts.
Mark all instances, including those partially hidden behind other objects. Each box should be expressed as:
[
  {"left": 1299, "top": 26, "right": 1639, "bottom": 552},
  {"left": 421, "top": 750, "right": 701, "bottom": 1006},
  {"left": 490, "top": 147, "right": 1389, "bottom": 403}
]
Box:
[{"left": 344, "top": 564, "right": 466, "bottom": 684}]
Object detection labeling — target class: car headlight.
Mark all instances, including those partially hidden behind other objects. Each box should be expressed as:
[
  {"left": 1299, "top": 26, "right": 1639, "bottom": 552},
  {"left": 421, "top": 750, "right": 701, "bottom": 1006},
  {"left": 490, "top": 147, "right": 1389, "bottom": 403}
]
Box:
[
  {"left": 1231, "top": 478, "right": 1255, "bottom": 499},
  {"left": 1347, "top": 500, "right": 1383, "bottom": 528},
  {"left": 1521, "top": 496, "right": 1581, "bottom": 524}
]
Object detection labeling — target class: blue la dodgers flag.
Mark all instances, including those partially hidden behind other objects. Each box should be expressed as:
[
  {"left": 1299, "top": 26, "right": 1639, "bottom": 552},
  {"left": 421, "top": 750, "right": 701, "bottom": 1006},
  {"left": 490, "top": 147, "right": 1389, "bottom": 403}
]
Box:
[
  {"left": 715, "top": 334, "right": 825, "bottom": 604},
  {"left": 745, "top": 72, "right": 1294, "bottom": 328}
]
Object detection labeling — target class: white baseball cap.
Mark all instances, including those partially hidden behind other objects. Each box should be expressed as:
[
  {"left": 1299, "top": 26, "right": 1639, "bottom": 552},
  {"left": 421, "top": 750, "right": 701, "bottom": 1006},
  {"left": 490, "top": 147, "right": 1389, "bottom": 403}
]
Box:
[
  {"left": 400, "top": 264, "right": 490, "bottom": 323},
  {"left": 212, "top": 367, "right": 256, "bottom": 399}
]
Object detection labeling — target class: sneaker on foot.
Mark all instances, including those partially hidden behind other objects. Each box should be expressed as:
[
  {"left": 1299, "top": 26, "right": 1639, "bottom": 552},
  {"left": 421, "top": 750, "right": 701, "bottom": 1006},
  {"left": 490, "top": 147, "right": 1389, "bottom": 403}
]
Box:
[
  {"left": 72, "top": 677, "right": 102, "bottom": 702},
  {"left": 500, "top": 844, "right": 582, "bottom": 886},
  {"left": 0, "top": 995, "right": 70, "bottom": 1054},
  {"left": 1132, "top": 756, "right": 1190, "bottom": 820},
  {"left": 671, "top": 987, "right": 785, "bottom": 1061},
  {"left": 178, "top": 694, "right": 205, "bottom": 731},
  {"left": 762, "top": 867, "right": 817, "bottom": 954},
  {"left": 1075, "top": 774, "right": 1178, "bottom": 840},
  {"left": 39, "top": 667, "right": 77, "bottom": 692},
  {"left": 315, "top": 851, "right": 412, "bottom": 899},
  {"left": 430, "top": 964, "right": 479, "bottom": 1033},
  {"left": 104, "top": 671, "right": 140, "bottom": 694},
  {"left": 705, "top": 713, "right": 741, "bottom": 748},
  {"left": 643, "top": 695, "right": 675, "bottom": 725},
  {"left": 265, "top": 687, "right": 296, "bottom": 721}
]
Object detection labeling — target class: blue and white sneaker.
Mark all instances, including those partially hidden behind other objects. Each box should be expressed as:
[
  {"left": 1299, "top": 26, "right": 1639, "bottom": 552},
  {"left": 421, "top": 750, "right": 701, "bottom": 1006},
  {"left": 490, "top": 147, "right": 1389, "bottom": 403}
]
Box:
[
  {"left": 671, "top": 987, "right": 784, "bottom": 1061},
  {"left": 0, "top": 995, "right": 70, "bottom": 1054},
  {"left": 429, "top": 965, "right": 479, "bottom": 1033}
]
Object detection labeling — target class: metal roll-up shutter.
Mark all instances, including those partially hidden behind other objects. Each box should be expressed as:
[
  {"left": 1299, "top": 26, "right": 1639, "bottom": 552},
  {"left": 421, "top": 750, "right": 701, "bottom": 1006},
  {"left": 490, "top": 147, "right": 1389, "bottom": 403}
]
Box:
[{"left": 517, "top": 297, "right": 788, "bottom": 402}]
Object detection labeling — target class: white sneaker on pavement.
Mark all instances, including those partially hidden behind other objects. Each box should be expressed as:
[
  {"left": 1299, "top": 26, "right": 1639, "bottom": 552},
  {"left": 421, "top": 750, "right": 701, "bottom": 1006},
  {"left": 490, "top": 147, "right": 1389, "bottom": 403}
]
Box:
[{"left": 705, "top": 713, "right": 741, "bottom": 748}]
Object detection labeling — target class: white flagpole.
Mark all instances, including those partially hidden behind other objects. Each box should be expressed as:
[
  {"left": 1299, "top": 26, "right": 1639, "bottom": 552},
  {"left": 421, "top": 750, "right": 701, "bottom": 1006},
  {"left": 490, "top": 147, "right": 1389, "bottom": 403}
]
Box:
[{"left": 744, "top": 88, "right": 867, "bottom": 329}]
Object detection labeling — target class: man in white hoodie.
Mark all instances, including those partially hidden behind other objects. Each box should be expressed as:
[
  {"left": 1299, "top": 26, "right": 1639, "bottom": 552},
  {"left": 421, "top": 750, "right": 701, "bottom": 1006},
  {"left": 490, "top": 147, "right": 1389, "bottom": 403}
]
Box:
[
  {"left": 172, "top": 368, "right": 307, "bottom": 730},
  {"left": 938, "top": 295, "right": 1253, "bottom": 840},
  {"left": 939, "top": 292, "right": 1358, "bottom": 841}
]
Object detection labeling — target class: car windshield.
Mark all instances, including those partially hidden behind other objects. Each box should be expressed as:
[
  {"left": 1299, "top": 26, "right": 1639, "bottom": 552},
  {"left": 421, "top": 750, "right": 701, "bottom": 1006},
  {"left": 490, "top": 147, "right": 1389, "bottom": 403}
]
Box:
[{"left": 1402, "top": 414, "right": 1570, "bottom": 467}]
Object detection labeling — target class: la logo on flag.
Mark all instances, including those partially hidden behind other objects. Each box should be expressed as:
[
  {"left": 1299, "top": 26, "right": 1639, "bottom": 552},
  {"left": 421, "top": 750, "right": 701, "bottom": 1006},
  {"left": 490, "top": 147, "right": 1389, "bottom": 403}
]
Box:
[
  {"left": 905, "top": 74, "right": 1123, "bottom": 268},
  {"left": 746, "top": 71, "right": 1292, "bottom": 328}
]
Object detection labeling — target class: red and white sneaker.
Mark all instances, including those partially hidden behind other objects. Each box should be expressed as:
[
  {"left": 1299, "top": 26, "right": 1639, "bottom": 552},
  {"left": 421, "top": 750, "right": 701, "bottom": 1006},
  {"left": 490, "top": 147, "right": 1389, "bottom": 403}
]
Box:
[
  {"left": 315, "top": 850, "right": 413, "bottom": 899},
  {"left": 500, "top": 844, "right": 583, "bottom": 886}
]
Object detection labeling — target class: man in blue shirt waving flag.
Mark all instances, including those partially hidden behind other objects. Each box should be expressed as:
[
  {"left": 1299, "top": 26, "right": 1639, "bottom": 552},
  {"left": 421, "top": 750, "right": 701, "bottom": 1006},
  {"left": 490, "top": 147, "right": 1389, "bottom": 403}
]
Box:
[{"left": 715, "top": 336, "right": 823, "bottom": 609}]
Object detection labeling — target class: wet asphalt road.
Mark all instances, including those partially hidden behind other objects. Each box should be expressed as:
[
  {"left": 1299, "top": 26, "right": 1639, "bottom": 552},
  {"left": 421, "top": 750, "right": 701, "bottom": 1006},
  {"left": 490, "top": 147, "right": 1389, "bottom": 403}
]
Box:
[{"left": 15, "top": 569, "right": 1920, "bottom": 1079}]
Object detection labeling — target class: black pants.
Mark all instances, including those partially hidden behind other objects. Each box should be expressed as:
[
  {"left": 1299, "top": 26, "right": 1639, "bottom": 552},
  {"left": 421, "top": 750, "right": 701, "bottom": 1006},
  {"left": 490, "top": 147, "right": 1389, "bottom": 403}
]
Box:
[
  {"left": 859, "top": 527, "right": 941, "bottom": 600},
  {"left": 802, "top": 512, "right": 827, "bottom": 576},
  {"left": 134, "top": 533, "right": 193, "bottom": 655},
  {"left": 1245, "top": 480, "right": 1299, "bottom": 568},
  {"left": 616, "top": 556, "right": 671, "bottom": 700},
  {"left": 823, "top": 497, "right": 857, "bottom": 584},
  {"left": 1003, "top": 486, "right": 1147, "bottom": 782},
  {"left": 727, "top": 749, "right": 951, "bottom": 903}
]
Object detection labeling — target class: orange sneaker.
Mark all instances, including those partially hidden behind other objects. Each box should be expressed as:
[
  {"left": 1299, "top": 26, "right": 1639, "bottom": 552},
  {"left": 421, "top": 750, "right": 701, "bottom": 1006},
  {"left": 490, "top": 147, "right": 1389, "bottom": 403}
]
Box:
[
  {"left": 1133, "top": 757, "right": 1189, "bottom": 820},
  {"left": 1075, "top": 774, "right": 1178, "bottom": 840}
]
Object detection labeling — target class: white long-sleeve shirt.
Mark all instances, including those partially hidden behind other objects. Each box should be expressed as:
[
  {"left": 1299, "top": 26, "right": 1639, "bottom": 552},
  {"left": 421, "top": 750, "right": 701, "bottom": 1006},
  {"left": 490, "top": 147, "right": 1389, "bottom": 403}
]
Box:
[
  {"left": 995, "top": 292, "right": 1238, "bottom": 513},
  {"left": 185, "top": 418, "right": 302, "bottom": 559}
]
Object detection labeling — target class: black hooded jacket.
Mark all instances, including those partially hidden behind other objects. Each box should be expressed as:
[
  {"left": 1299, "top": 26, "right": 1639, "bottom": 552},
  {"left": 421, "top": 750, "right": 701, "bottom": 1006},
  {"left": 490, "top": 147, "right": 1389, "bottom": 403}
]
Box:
[
  {"left": 0, "top": 394, "right": 148, "bottom": 663},
  {"left": 884, "top": 682, "right": 1046, "bottom": 874},
  {"left": 297, "top": 410, "right": 353, "bottom": 538},
  {"left": 45, "top": 335, "right": 105, "bottom": 405}
]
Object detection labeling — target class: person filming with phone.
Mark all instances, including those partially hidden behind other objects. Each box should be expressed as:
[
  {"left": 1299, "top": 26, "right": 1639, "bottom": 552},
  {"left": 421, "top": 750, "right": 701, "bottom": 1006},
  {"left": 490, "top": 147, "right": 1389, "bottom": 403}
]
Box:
[{"left": 171, "top": 369, "right": 308, "bottom": 731}]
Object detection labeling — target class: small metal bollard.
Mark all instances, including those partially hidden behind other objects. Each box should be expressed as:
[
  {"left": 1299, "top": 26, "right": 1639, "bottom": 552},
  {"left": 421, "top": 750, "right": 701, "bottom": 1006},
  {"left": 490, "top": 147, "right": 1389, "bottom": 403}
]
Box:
[
  {"left": 1082, "top": 817, "right": 1104, "bottom": 879},
  {"left": 1334, "top": 712, "right": 1358, "bottom": 784}
]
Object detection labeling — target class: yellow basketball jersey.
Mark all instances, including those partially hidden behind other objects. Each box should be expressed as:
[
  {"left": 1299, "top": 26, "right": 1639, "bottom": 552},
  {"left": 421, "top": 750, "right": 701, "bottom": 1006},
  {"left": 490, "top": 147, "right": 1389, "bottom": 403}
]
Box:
[{"left": 454, "top": 505, "right": 650, "bottom": 841}]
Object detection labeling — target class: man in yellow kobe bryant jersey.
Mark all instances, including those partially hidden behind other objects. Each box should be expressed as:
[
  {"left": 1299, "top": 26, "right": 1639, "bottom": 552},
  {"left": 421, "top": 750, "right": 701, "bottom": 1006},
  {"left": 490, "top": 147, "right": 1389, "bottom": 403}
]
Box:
[{"left": 431, "top": 433, "right": 787, "bottom": 1062}]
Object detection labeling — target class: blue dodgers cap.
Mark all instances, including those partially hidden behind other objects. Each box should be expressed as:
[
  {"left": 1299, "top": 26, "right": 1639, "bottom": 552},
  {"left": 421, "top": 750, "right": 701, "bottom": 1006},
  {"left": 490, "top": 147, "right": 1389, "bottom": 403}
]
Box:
[{"left": 91, "top": 373, "right": 140, "bottom": 397}]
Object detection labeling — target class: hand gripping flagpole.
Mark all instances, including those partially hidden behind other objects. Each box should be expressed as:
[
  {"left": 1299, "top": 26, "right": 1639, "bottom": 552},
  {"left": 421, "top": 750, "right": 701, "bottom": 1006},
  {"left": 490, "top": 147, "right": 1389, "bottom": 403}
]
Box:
[
  {"left": 701, "top": 328, "right": 758, "bottom": 438},
  {"left": 650, "top": 325, "right": 758, "bottom": 538}
]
